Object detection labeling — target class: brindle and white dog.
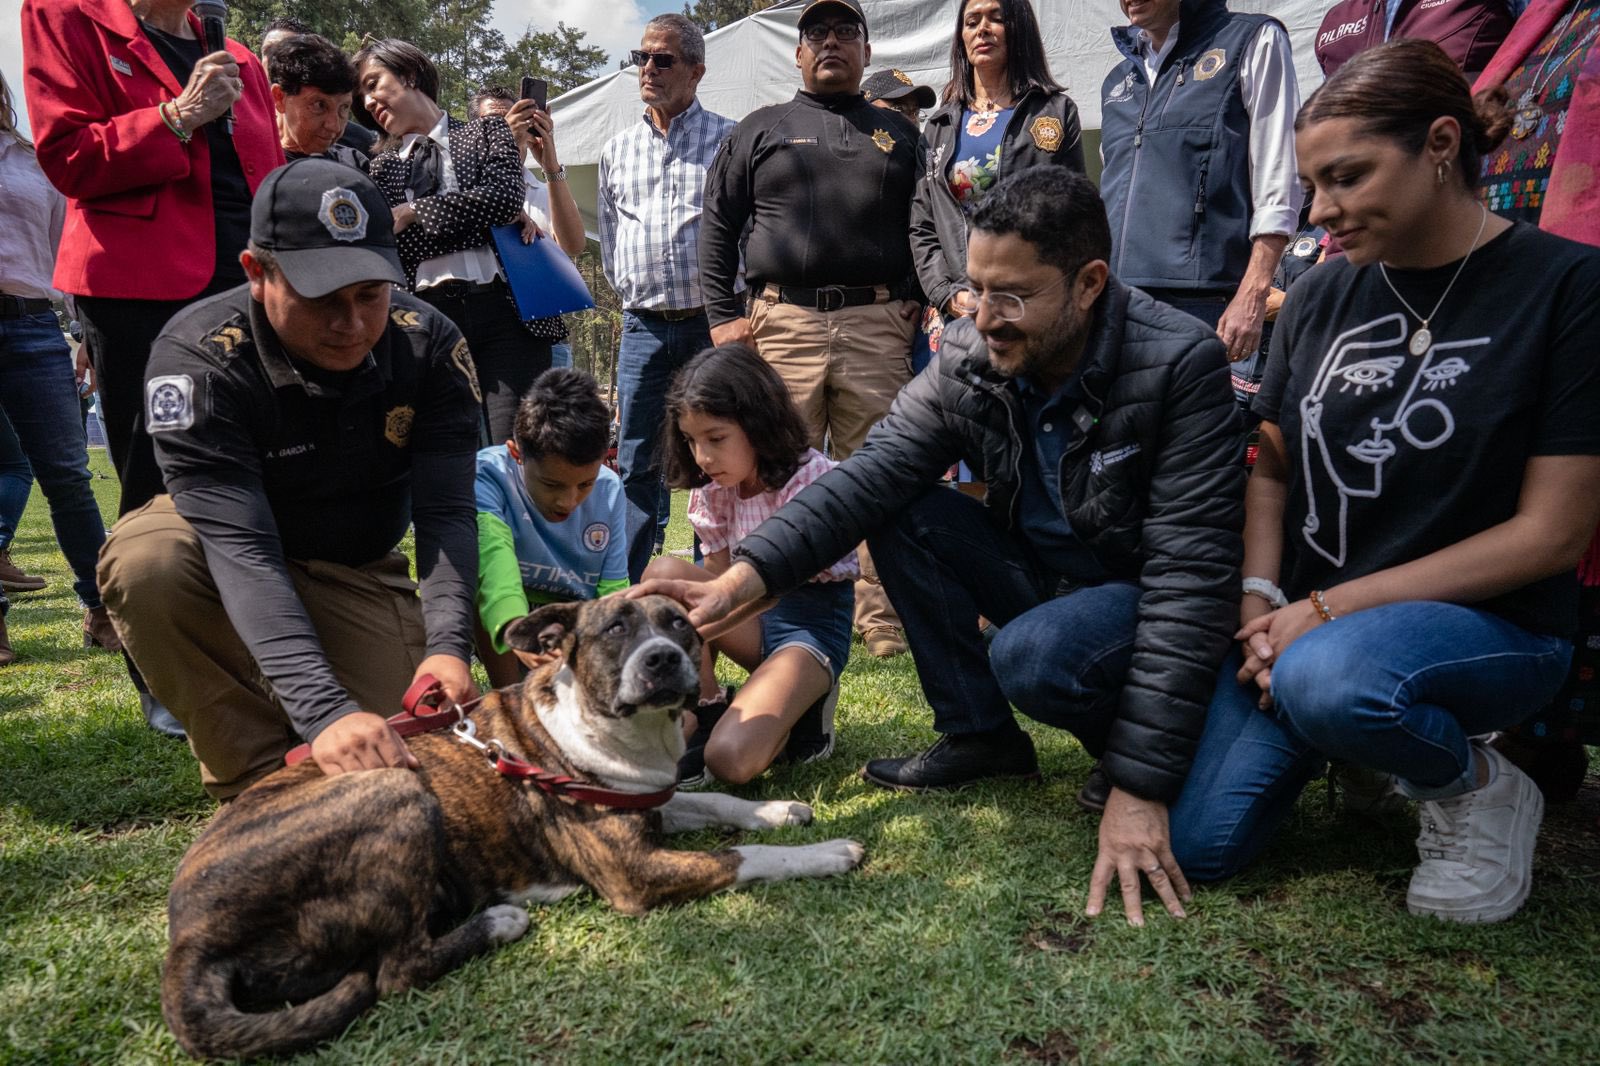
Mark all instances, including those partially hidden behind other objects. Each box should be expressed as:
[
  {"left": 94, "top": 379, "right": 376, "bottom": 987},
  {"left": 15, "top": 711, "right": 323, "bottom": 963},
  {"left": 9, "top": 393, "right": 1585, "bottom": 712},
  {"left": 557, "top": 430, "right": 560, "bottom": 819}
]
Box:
[{"left": 161, "top": 595, "right": 864, "bottom": 1061}]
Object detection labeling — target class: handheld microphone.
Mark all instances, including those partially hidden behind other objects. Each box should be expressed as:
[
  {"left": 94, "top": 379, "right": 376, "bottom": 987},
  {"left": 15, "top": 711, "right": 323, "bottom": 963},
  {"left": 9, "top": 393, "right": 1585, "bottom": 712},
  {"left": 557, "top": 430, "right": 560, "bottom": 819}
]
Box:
[{"left": 192, "top": 0, "right": 233, "bottom": 135}]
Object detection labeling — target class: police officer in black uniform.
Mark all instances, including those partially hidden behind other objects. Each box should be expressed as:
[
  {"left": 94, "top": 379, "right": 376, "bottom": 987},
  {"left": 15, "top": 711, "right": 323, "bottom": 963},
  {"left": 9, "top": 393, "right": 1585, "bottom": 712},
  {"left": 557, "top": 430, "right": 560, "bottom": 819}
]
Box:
[
  {"left": 699, "top": 0, "right": 923, "bottom": 660},
  {"left": 98, "top": 158, "right": 483, "bottom": 801}
]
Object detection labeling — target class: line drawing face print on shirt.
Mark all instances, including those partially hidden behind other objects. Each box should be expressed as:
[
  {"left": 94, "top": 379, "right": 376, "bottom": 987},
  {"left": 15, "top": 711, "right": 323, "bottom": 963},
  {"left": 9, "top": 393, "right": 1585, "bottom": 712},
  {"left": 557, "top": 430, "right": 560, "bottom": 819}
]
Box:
[{"left": 1297, "top": 312, "right": 1485, "bottom": 567}]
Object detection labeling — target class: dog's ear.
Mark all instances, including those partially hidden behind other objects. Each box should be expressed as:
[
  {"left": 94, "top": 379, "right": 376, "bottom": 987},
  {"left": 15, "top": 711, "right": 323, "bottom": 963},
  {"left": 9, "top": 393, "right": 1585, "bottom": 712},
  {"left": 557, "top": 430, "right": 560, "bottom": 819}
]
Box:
[{"left": 505, "top": 602, "right": 581, "bottom": 654}]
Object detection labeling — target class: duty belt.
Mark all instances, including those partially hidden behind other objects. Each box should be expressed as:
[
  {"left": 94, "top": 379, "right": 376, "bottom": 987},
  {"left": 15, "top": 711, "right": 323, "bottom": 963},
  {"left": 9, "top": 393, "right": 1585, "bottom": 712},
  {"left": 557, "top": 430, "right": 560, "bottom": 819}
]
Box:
[{"left": 762, "top": 283, "right": 888, "bottom": 312}]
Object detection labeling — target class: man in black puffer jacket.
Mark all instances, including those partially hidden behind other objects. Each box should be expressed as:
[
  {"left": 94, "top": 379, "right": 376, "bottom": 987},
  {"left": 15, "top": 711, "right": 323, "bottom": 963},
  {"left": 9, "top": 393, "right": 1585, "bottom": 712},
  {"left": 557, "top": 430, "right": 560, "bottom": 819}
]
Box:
[{"left": 636, "top": 168, "right": 1243, "bottom": 924}]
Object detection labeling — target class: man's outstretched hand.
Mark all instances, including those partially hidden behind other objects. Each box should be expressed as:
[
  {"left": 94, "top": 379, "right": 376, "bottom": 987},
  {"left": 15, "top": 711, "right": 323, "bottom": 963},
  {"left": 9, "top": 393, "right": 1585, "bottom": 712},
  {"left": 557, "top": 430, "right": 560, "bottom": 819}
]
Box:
[
  {"left": 1085, "top": 786, "right": 1192, "bottom": 927},
  {"left": 628, "top": 561, "right": 770, "bottom": 639}
]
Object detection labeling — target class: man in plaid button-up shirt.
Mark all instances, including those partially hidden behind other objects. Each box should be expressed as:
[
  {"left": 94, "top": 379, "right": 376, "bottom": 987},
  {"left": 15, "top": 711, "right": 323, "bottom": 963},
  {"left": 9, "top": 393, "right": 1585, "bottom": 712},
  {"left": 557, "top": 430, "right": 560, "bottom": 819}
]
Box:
[{"left": 598, "top": 12, "right": 735, "bottom": 581}]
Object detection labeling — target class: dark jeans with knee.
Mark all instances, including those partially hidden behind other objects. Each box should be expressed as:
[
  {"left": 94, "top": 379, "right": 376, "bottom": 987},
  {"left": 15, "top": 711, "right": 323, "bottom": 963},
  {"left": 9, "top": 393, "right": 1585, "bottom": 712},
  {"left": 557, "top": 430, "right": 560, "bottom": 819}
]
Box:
[
  {"left": 418, "top": 280, "right": 550, "bottom": 445},
  {"left": 869, "top": 487, "right": 1140, "bottom": 742},
  {"left": 1168, "top": 602, "right": 1572, "bottom": 882},
  {"left": 0, "top": 311, "right": 107, "bottom": 607},
  {"left": 616, "top": 310, "right": 711, "bottom": 581}
]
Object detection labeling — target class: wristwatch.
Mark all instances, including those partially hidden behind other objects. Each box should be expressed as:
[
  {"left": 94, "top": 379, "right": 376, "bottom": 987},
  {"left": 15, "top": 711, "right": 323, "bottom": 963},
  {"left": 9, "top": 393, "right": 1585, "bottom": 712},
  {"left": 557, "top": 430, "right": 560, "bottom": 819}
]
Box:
[
  {"left": 1241, "top": 577, "right": 1288, "bottom": 609},
  {"left": 547, "top": 165, "right": 568, "bottom": 183}
]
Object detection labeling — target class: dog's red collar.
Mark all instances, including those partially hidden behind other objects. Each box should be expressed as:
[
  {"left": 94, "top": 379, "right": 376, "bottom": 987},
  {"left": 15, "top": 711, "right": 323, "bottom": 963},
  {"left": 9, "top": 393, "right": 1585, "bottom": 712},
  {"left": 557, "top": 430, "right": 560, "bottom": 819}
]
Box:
[{"left": 284, "top": 675, "right": 677, "bottom": 811}]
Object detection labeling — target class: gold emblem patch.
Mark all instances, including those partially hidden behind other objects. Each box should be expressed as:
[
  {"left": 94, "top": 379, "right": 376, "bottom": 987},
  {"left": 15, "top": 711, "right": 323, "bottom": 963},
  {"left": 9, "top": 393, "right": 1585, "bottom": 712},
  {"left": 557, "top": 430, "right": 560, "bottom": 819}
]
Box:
[
  {"left": 1029, "top": 116, "right": 1065, "bottom": 153},
  {"left": 207, "top": 326, "right": 245, "bottom": 354},
  {"left": 892, "top": 69, "right": 912, "bottom": 85},
  {"left": 450, "top": 337, "right": 482, "bottom": 403},
  {"left": 384, "top": 405, "right": 415, "bottom": 448},
  {"left": 871, "top": 128, "right": 895, "bottom": 153},
  {"left": 1195, "top": 48, "right": 1227, "bottom": 80}
]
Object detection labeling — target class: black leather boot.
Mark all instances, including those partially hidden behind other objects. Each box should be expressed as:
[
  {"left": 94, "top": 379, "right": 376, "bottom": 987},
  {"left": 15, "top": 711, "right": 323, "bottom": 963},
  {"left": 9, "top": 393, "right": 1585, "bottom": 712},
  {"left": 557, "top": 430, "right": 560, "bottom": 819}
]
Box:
[{"left": 861, "top": 724, "right": 1039, "bottom": 791}]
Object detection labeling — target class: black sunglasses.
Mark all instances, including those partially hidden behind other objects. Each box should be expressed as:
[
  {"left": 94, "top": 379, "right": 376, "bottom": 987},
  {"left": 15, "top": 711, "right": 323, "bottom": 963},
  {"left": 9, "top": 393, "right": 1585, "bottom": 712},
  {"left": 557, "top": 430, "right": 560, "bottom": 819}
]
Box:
[{"left": 630, "top": 50, "right": 678, "bottom": 70}]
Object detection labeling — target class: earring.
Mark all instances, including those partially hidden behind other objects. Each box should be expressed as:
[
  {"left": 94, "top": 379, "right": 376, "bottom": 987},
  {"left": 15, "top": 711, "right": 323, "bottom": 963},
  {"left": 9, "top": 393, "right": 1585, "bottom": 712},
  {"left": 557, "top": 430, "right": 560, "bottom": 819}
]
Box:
[{"left": 1436, "top": 161, "right": 1449, "bottom": 186}]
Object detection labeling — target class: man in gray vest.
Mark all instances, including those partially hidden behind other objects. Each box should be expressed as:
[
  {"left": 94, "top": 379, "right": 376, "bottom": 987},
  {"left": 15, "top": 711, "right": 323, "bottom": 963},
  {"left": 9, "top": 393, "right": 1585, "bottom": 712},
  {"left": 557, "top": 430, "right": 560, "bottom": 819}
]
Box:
[{"left": 1099, "top": 0, "right": 1302, "bottom": 364}]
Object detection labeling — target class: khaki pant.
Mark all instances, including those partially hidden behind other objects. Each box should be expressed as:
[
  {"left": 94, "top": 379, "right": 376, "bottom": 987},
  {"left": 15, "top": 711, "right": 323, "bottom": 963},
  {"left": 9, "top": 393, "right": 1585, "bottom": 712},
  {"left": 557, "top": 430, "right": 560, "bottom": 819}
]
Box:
[
  {"left": 97, "top": 496, "right": 428, "bottom": 800},
  {"left": 749, "top": 292, "right": 917, "bottom": 636}
]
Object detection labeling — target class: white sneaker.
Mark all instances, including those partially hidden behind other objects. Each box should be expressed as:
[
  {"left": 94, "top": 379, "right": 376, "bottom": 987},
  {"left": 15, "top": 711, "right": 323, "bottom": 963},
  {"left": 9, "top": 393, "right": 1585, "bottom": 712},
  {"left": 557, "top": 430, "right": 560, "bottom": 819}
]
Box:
[{"left": 1406, "top": 742, "right": 1543, "bottom": 923}]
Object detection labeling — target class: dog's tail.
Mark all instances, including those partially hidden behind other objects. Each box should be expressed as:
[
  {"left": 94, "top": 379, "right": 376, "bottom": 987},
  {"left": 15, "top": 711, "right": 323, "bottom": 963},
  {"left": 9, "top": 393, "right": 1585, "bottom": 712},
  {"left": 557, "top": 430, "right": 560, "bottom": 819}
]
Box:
[{"left": 162, "top": 946, "right": 377, "bottom": 1061}]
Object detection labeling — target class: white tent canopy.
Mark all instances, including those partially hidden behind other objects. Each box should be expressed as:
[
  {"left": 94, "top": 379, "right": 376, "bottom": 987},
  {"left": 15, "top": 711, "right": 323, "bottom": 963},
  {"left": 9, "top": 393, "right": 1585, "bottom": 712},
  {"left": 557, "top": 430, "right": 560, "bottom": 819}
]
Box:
[{"left": 549, "top": 0, "right": 1330, "bottom": 234}]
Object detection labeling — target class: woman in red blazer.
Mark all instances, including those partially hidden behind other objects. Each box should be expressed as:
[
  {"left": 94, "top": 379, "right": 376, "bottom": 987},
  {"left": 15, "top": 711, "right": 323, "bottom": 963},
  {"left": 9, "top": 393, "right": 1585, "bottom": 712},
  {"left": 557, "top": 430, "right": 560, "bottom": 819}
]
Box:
[{"left": 21, "top": 0, "right": 282, "bottom": 516}]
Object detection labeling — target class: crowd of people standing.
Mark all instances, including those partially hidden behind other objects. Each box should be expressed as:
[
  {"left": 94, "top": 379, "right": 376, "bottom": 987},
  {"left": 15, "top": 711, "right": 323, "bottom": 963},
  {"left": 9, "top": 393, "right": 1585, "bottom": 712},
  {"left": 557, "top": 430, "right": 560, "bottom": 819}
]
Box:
[{"left": 3, "top": 0, "right": 1597, "bottom": 934}]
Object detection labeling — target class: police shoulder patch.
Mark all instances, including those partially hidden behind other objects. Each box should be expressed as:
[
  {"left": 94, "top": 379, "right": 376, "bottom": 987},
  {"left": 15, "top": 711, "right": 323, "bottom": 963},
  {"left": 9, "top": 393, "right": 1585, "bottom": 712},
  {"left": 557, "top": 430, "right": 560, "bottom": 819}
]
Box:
[
  {"left": 146, "top": 374, "right": 195, "bottom": 434},
  {"left": 390, "top": 308, "right": 424, "bottom": 330},
  {"left": 1029, "top": 116, "right": 1065, "bottom": 152},
  {"left": 1293, "top": 236, "right": 1319, "bottom": 258},
  {"left": 450, "top": 337, "right": 483, "bottom": 404},
  {"left": 583, "top": 522, "right": 610, "bottom": 552}
]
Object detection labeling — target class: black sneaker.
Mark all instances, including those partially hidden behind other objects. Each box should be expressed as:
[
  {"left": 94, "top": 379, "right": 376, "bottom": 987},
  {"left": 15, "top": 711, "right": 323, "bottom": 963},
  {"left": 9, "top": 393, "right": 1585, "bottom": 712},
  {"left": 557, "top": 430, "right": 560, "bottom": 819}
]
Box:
[
  {"left": 861, "top": 724, "right": 1039, "bottom": 792},
  {"left": 780, "top": 682, "right": 839, "bottom": 765},
  {"left": 677, "top": 686, "right": 733, "bottom": 789}
]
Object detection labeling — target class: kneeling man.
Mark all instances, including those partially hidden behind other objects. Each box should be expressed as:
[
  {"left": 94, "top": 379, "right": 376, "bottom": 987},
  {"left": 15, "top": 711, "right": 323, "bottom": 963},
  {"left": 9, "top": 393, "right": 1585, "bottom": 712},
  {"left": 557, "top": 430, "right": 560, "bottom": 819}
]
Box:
[
  {"left": 99, "top": 159, "right": 483, "bottom": 800},
  {"left": 639, "top": 168, "right": 1244, "bottom": 922}
]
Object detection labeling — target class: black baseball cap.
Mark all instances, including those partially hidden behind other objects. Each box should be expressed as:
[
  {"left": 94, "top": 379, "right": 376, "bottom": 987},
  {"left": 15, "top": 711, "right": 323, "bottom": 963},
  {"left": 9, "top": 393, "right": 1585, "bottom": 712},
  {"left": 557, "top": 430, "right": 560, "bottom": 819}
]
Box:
[
  {"left": 249, "top": 157, "right": 405, "bottom": 298},
  {"left": 798, "top": 0, "right": 868, "bottom": 35},
  {"left": 862, "top": 69, "right": 937, "bottom": 109}
]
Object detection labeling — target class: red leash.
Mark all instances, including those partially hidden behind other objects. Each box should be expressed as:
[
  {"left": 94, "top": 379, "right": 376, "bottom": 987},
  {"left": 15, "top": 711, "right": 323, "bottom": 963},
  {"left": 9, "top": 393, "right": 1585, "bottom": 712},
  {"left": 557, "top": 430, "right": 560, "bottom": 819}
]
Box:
[{"left": 283, "top": 675, "right": 676, "bottom": 811}]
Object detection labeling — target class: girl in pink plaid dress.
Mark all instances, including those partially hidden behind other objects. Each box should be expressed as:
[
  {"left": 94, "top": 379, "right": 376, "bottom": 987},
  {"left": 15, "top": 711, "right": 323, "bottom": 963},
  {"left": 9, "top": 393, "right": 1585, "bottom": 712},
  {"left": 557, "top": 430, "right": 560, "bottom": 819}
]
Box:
[{"left": 646, "top": 344, "right": 858, "bottom": 788}]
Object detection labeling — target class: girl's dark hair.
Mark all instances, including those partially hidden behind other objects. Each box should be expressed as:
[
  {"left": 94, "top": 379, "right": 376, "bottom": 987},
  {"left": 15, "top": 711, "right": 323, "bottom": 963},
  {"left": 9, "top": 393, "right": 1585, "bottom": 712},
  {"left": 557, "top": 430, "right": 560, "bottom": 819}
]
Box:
[
  {"left": 660, "top": 345, "right": 810, "bottom": 492},
  {"left": 943, "top": 0, "right": 1063, "bottom": 108},
  {"left": 1296, "top": 38, "right": 1512, "bottom": 188}
]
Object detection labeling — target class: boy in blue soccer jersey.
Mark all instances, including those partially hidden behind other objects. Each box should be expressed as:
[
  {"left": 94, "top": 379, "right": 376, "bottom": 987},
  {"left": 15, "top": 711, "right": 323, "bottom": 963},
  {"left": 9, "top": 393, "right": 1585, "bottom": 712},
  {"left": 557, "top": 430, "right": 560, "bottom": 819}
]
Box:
[{"left": 475, "top": 368, "right": 629, "bottom": 685}]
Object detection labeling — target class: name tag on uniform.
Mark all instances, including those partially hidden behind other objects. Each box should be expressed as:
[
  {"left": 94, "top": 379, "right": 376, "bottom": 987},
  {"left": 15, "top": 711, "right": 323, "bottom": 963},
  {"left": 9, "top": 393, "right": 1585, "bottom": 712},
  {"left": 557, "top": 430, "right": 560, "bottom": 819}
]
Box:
[
  {"left": 784, "top": 137, "right": 818, "bottom": 145},
  {"left": 110, "top": 56, "right": 133, "bottom": 76}
]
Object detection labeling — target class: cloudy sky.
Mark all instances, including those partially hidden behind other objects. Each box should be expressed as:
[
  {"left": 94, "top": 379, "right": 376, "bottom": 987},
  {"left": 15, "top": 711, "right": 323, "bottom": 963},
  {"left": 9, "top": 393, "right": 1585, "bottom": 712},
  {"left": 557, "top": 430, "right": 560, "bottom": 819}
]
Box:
[{"left": 1, "top": 0, "right": 685, "bottom": 136}]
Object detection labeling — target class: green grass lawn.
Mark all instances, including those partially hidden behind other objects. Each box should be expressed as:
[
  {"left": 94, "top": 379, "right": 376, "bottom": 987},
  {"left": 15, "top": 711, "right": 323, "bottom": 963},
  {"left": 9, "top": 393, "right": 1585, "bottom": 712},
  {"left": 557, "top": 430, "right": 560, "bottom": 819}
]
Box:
[{"left": 2, "top": 451, "right": 1598, "bottom": 1064}]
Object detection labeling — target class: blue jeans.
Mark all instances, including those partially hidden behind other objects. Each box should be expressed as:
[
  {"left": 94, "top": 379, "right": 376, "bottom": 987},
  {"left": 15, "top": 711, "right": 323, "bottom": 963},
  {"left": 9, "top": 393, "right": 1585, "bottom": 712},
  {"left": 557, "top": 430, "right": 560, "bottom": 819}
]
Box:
[
  {"left": 0, "top": 404, "right": 32, "bottom": 551},
  {"left": 0, "top": 312, "right": 107, "bottom": 607},
  {"left": 616, "top": 310, "right": 711, "bottom": 581},
  {"left": 1169, "top": 602, "right": 1573, "bottom": 882},
  {"left": 870, "top": 486, "right": 1139, "bottom": 737},
  {"left": 551, "top": 342, "right": 572, "bottom": 369}
]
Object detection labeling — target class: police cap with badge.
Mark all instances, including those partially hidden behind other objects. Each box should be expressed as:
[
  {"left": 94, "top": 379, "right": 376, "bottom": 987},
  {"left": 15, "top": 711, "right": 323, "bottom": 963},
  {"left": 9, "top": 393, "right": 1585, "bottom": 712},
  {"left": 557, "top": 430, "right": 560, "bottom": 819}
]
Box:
[
  {"left": 862, "top": 69, "right": 936, "bottom": 111},
  {"left": 251, "top": 157, "right": 406, "bottom": 297}
]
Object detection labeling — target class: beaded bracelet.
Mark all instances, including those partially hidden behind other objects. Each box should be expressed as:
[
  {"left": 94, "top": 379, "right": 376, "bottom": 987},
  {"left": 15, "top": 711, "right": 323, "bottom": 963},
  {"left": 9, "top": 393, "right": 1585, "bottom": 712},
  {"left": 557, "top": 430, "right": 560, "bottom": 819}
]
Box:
[
  {"left": 1309, "top": 589, "right": 1337, "bottom": 623},
  {"left": 159, "top": 101, "right": 192, "bottom": 143}
]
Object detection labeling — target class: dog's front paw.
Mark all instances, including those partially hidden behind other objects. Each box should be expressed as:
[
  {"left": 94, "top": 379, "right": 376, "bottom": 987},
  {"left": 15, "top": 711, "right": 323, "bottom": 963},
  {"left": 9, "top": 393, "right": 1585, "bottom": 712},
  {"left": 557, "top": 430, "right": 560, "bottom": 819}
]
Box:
[
  {"left": 813, "top": 838, "right": 866, "bottom": 875},
  {"left": 482, "top": 904, "right": 531, "bottom": 944},
  {"left": 749, "top": 799, "right": 813, "bottom": 828}
]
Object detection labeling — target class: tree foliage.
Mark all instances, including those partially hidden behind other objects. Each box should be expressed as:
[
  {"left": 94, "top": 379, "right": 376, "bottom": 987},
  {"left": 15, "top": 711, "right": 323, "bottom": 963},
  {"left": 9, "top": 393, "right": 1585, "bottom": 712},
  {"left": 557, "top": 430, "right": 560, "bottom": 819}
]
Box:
[
  {"left": 225, "top": 0, "right": 608, "bottom": 114},
  {"left": 679, "top": 0, "right": 776, "bottom": 35}
]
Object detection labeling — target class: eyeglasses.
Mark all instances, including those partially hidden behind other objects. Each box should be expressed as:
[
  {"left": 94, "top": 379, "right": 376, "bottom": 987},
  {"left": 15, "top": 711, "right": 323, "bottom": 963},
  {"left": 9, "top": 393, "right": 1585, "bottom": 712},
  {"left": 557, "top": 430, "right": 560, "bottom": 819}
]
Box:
[
  {"left": 801, "top": 21, "right": 864, "bottom": 42},
  {"left": 950, "top": 273, "right": 1070, "bottom": 322},
  {"left": 629, "top": 50, "right": 678, "bottom": 70}
]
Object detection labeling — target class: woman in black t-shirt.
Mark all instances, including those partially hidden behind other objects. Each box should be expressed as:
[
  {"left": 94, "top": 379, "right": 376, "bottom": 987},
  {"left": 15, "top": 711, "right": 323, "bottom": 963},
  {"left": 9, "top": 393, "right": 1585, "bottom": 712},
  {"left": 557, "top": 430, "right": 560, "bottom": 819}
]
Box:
[{"left": 1165, "top": 40, "right": 1600, "bottom": 924}]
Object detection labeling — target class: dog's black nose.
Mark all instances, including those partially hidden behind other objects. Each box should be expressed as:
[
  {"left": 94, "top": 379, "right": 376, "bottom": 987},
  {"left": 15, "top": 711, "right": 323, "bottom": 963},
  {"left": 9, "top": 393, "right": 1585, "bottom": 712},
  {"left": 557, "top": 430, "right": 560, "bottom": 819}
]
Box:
[{"left": 643, "top": 646, "right": 676, "bottom": 673}]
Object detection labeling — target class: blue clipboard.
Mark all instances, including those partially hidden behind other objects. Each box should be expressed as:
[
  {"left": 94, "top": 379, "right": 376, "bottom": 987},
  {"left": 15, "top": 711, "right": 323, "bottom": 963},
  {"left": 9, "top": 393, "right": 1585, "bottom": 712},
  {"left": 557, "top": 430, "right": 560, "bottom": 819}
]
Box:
[{"left": 489, "top": 223, "right": 596, "bottom": 319}]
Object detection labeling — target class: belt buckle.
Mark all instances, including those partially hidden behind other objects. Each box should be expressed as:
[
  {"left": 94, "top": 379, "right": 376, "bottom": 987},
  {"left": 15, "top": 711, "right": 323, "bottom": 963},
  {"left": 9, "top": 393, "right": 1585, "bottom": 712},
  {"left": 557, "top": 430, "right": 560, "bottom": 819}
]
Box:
[{"left": 815, "top": 285, "right": 846, "bottom": 313}]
